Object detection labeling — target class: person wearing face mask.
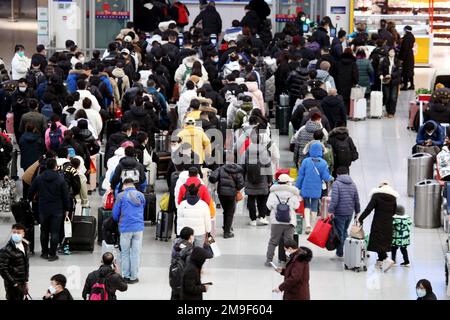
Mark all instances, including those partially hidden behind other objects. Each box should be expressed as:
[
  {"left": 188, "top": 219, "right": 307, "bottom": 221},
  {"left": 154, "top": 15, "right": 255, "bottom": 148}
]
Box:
[
  {"left": 272, "top": 240, "right": 312, "bottom": 300},
  {"left": 399, "top": 25, "right": 416, "bottom": 91},
  {"left": 379, "top": 48, "right": 402, "bottom": 118},
  {"left": 203, "top": 51, "right": 219, "bottom": 82},
  {"left": 416, "top": 279, "right": 437, "bottom": 300},
  {"left": 11, "top": 44, "right": 31, "bottom": 80},
  {"left": 170, "top": 226, "right": 195, "bottom": 300},
  {"left": 414, "top": 120, "right": 445, "bottom": 154},
  {"left": 0, "top": 224, "right": 30, "bottom": 300},
  {"left": 70, "top": 51, "right": 85, "bottom": 69},
  {"left": 43, "top": 274, "right": 73, "bottom": 300}
]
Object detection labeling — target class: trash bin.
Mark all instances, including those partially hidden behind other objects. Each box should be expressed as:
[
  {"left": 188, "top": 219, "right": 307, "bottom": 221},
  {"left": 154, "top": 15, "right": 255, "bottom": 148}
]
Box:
[
  {"left": 407, "top": 153, "right": 434, "bottom": 197},
  {"left": 414, "top": 179, "right": 442, "bottom": 228}
]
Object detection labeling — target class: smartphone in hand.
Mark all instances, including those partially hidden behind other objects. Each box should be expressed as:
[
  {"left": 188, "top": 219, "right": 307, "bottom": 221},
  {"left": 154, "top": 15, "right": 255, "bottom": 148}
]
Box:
[{"left": 202, "top": 282, "right": 213, "bottom": 286}]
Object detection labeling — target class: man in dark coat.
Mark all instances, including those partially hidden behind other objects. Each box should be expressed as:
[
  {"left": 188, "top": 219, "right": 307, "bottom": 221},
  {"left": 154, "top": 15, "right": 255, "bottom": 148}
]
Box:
[
  {"left": 378, "top": 19, "right": 394, "bottom": 47},
  {"left": 286, "top": 59, "right": 309, "bottom": 108},
  {"left": 327, "top": 126, "right": 358, "bottom": 177},
  {"left": 192, "top": 2, "right": 222, "bottom": 36},
  {"left": 320, "top": 89, "right": 347, "bottom": 130},
  {"left": 335, "top": 49, "right": 359, "bottom": 114},
  {"left": 181, "top": 246, "right": 212, "bottom": 300},
  {"left": 110, "top": 146, "right": 146, "bottom": 192},
  {"left": 28, "top": 159, "right": 70, "bottom": 261},
  {"left": 122, "top": 96, "right": 157, "bottom": 148},
  {"left": 358, "top": 181, "right": 399, "bottom": 272},
  {"left": 273, "top": 240, "right": 312, "bottom": 300},
  {"left": 0, "top": 224, "right": 30, "bottom": 300},
  {"left": 311, "top": 23, "right": 330, "bottom": 49},
  {"left": 240, "top": 6, "right": 260, "bottom": 34},
  {"left": 398, "top": 26, "right": 416, "bottom": 90},
  {"left": 209, "top": 164, "right": 245, "bottom": 238}
]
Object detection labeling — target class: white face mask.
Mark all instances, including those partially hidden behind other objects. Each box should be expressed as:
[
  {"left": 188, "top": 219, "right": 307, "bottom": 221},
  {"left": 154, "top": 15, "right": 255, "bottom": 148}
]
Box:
[
  {"left": 79, "top": 57, "right": 85, "bottom": 63},
  {"left": 285, "top": 250, "right": 291, "bottom": 257},
  {"left": 416, "top": 288, "right": 426, "bottom": 298},
  {"left": 48, "top": 286, "right": 57, "bottom": 295},
  {"left": 19, "top": 87, "right": 26, "bottom": 93},
  {"left": 212, "top": 57, "right": 219, "bottom": 63}
]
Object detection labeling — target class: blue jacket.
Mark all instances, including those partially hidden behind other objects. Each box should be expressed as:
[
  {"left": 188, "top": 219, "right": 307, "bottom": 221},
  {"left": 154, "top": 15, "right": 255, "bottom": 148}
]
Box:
[
  {"left": 416, "top": 120, "right": 445, "bottom": 146},
  {"left": 112, "top": 187, "right": 146, "bottom": 233},
  {"left": 296, "top": 142, "right": 333, "bottom": 199},
  {"left": 100, "top": 74, "right": 113, "bottom": 106},
  {"left": 328, "top": 175, "right": 360, "bottom": 216},
  {"left": 67, "top": 73, "right": 80, "bottom": 94}
]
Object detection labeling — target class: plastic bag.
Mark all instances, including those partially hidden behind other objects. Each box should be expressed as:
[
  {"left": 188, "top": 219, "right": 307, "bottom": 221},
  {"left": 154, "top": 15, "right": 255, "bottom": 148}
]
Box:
[
  {"left": 103, "top": 190, "right": 114, "bottom": 210},
  {"left": 64, "top": 217, "right": 72, "bottom": 238}
]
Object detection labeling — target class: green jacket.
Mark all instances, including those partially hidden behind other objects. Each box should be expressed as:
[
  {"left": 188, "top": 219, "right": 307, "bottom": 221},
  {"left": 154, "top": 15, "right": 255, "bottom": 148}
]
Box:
[
  {"left": 392, "top": 215, "right": 412, "bottom": 247},
  {"left": 356, "top": 58, "right": 374, "bottom": 94},
  {"left": 233, "top": 102, "right": 253, "bottom": 129}
]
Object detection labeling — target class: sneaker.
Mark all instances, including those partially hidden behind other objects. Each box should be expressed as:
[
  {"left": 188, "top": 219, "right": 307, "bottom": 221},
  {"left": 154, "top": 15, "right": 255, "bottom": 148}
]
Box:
[
  {"left": 63, "top": 245, "right": 71, "bottom": 255},
  {"left": 382, "top": 258, "right": 395, "bottom": 272},
  {"left": 264, "top": 260, "right": 272, "bottom": 267},
  {"left": 127, "top": 278, "right": 139, "bottom": 284},
  {"left": 257, "top": 217, "right": 269, "bottom": 226},
  {"left": 400, "top": 261, "right": 411, "bottom": 267},
  {"left": 40, "top": 253, "right": 49, "bottom": 260},
  {"left": 305, "top": 226, "right": 312, "bottom": 235},
  {"left": 249, "top": 220, "right": 257, "bottom": 226},
  {"left": 223, "top": 232, "right": 234, "bottom": 239},
  {"left": 375, "top": 261, "right": 383, "bottom": 270},
  {"left": 48, "top": 255, "right": 59, "bottom": 262}
]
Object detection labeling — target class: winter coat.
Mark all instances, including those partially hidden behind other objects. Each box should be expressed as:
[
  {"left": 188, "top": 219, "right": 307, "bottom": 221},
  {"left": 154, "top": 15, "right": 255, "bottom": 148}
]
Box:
[
  {"left": 177, "top": 195, "right": 211, "bottom": 236},
  {"left": 19, "top": 132, "right": 45, "bottom": 171},
  {"left": 437, "top": 146, "right": 450, "bottom": 180},
  {"left": 290, "top": 99, "right": 320, "bottom": 131},
  {"left": 0, "top": 239, "right": 30, "bottom": 285},
  {"left": 67, "top": 70, "right": 85, "bottom": 93},
  {"left": 293, "top": 120, "right": 327, "bottom": 166},
  {"left": 44, "top": 122, "right": 67, "bottom": 151},
  {"left": 279, "top": 247, "right": 312, "bottom": 300},
  {"left": 233, "top": 102, "right": 254, "bottom": 129},
  {"left": 330, "top": 38, "right": 344, "bottom": 60},
  {"left": 175, "top": 57, "right": 208, "bottom": 87},
  {"left": 202, "top": 84, "right": 225, "bottom": 113},
  {"left": 424, "top": 102, "right": 450, "bottom": 125},
  {"left": 193, "top": 6, "right": 222, "bottom": 35},
  {"left": 111, "top": 68, "right": 130, "bottom": 100},
  {"left": 287, "top": 67, "right": 309, "bottom": 99},
  {"left": 83, "top": 108, "right": 103, "bottom": 139},
  {"left": 209, "top": 164, "right": 245, "bottom": 197},
  {"left": 246, "top": 81, "right": 265, "bottom": 116},
  {"left": 181, "top": 247, "right": 210, "bottom": 300},
  {"left": 311, "top": 27, "right": 330, "bottom": 49},
  {"left": 356, "top": 58, "right": 374, "bottom": 92},
  {"left": 82, "top": 265, "right": 128, "bottom": 300},
  {"left": 177, "top": 89, "right": 198, "bottom": 123},
  {"left": 11, "top": 53, "right": 30, "bottom": 80},
  {"left": 303, "top": 140, "right": 334, "bottom": 174},
  {"left": 416, "top": 120, "right": 445, "bottom": 146},
  {"left": 328, "top": 175, "right": 360, "bottom": 216},
  {"left": 112, "top": 187, "right": 146, "bottom": 233},
  {"left": 110, "top": 156, "right": 146, "bottom": 192},
  {"left": 316, "top": 70, "right": 336, "bottom": 90},
  {"left": 177, "top": 125, "right": 211, "bottom": 164},
  {"left": 266, "top": 184, "right": 300, "bottom": 225},
  {"left": 296, "top": 143, "right": 333, "bottom": 199},
  {"left": 73, "top": 90, "right": 101, "bottom": 112},
  {"left": 241, "top": 10, "right": 260, "bottom": 32},
  {"left": 122, "top": 106, "right": 155, "bottom": 137},
  {"left": 392, "top": 214, "right": 412, "bottom": 247},
  {"left": 358, "top": 185, "right": 399, "bottom": 253},
  {"left": 379, "top": 57, "right": 402, "bottom": 86},
  {"left": 177, "top": 176, "right": 212, "bottom": 209},
  {"left": 121, "top": 84, "right": 144, "bottom": 113},
  {"left": 105, "top": 132, "right": 130, "bottom": 168},
  {"left": 328, "top": 127, "right": 359, "bottom": 170},
  {"left": 378, "top": 28, "right": 394, "bottom": 47},
  {"left": 19, "top": 110, "right": 48, "bottom": 137},
  {"left": 28, "top": 169, "right": 70, "bottom": 216},
  {"left": 335, "top": 52, "right": 359, "bottom": 100},
  {"left": 320, "top": 95, "right": 347, "bottom": 130},
  {"left": 399, "top": 32, "right": 415, "bottom": 78},
  {"left": 43, "top": 288, "right": 73, "bottom": 300},
  {"left": 299, "top": 107, "right": 332, "bottom": 133}
]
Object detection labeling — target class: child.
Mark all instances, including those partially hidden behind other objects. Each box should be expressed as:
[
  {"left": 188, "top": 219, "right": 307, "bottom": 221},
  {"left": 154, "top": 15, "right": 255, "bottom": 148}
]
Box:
[{"left": 391, "top": 205, "right": 412, "bottom": 267}]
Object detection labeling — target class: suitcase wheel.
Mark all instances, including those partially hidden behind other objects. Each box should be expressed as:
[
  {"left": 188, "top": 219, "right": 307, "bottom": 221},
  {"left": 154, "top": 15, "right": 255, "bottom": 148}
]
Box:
[{"left": 344, "top": 264, "right": 348, "bottom": 270}]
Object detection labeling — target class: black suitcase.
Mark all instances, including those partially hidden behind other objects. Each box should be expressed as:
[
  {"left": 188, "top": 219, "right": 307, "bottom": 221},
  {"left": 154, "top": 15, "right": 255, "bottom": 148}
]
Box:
[
  {"left": 155, "top": 151, "right": 171, "bottom": 179},
  {"left": 276, "top": 105, "right": 290, "bottom": 135},
  {"left": 97, "top": 208, "right": 112, "bottom": 244},
  {"left": 144, "top": 192, "right": 157, "bottom": 223},
  {"left": 155, "top": 211, "right": 174, "bottom": 241},
  {"left": 70, "top": 216, "right": 97, "bottom": 252},
  {"left": 10, "top": 149, "right": 19, "bottom": 180},
  {"left": 106, "top": 119, "right": 121, "bottom": 141}
]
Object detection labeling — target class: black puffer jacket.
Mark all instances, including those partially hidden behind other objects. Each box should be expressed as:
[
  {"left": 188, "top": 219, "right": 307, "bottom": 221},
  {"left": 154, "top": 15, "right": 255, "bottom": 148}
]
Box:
[
  {"left": 241, "top": 10, "right": 260, "bottom": 32},
  {"left": 209, "top": 164, "right": 245, "bottom": 197},
  {"left": 327, "top": 127, "right": 358, "bottom": 171},
  {"left": 321, "top": 95, "right": 347, "bottom": 130},
  {"left": 181, "top": 247, "right": 211, "bottom": 300},
  {"left": 82, "top": 265, "right": 128, "bottom": 300},
  {"left": 110, "top": 156, "right": 146, "bottom": 191},
  {"left": 287, "top": 67, "right": 309, "bottom": 99},
  {"left": 193, "top": 6, "right": 222, "bottom": 35},
  {"left": 105, "top": 132, "right": 130, "bottom": 168},
  {"left": 122, "top": 106, "right": 156, "bottom": 148},
  {"left": 311, "top": 27, "right": 330, "bottom": 48},
  {"left": 203, "top": 84, "right": 225, "bottom": 115},
  {"left": 0, "top": 240, "right": 30, "bottom": 285},
  {"left": 335, "top": 52, "right": 359, "bottom": 100},
  {"left": 424, "top": 103, "right": 450, "bottom": 125}
]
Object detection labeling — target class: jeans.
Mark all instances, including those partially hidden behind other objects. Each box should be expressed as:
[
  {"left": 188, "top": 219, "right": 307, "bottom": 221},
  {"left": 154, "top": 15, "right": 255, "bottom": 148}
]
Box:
[
  {"left": 391, "top": 246, "right": 410, "bottom": 264},
  {"left": 247, "top": 194, "right": 269, "bottom": 221},
  {"left": 40, "top": 214, "right": 63, "bottom": 257},
  {"left": 266, "top": 224, "right": 295, "bottom": 262},
  {"left": 120, "top": 231, "right": 143, "bottom": 280},
  {"left": 382, "top": 83, "right": 399, "bottom": 115},
  {"left": 194, "top": 234, "right": 206, "bottom": 247},
  {"left": 219, "top": 195, "right": 236, "bottom": 233},
  {"left": 304, "top": 198, "right": 319, "bottom": 212},
  {"left": 333, "top": 215, "right": 353, "bottom": 257}
]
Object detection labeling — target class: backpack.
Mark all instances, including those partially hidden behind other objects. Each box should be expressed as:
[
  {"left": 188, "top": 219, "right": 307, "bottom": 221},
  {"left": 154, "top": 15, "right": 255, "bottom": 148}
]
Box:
[
  {"left": 121, "top": 168, "right": 140, "bottom": 183},
  {"left": 26, "top": 69, "right": 44, "bottom": 90},
  {"left": 182, "top": 183, "right": 199, "bottom": 200},
  {"left": 306, "top": 41, "right": 321, "bottom": 53},
  {"left": 41, "top": 103, "right": 53, "bottom": 120},
  {"left": 174, "top": 3, "right": 189, "bottom": 25},
  {"left": 63, "top": 165, "right": 81, "bottom": 196},
  {"left": 334, "top": 138, "right": 354, "bottom": 166},
  {"left": 169, "top": 256, "right": 186, "bottom": 289},
  {"left": 49, "top": 127, "right": 62, "bottom": 151},
  {"left": 89, "top": 275, "right": 109, "bottom": 301},
  {"left": 275, "top": 195, "right": 291, "bottom": 223}
]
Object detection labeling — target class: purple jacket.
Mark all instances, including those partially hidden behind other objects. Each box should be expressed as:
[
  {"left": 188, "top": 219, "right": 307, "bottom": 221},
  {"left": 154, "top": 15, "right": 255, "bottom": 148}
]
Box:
[{"left": 328, "top": 175, "right": 360, "bottom": 216}]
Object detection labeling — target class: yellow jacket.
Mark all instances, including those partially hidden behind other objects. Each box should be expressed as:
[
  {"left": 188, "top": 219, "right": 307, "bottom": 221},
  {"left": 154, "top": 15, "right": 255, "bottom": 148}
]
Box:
[{"left": 177, "top": 125, "right": 211, "bottom": 164}]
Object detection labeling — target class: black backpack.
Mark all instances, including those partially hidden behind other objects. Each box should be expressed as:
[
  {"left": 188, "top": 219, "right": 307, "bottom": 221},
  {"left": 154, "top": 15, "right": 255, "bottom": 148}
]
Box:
[
  {"left": 335, "top": 138, "right": 356, "bottom": 166},
  {"left": 275, "top": 195, "right": 291, "bottom": 223},
  {"left": 169, "top": 256, "right": 186, "bottom": 289}
]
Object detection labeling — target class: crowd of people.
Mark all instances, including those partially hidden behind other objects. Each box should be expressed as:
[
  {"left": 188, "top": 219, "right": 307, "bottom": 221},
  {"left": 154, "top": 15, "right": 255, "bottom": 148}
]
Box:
[{"left": 0, "top": 0, "right": 438, "bottom": 301}]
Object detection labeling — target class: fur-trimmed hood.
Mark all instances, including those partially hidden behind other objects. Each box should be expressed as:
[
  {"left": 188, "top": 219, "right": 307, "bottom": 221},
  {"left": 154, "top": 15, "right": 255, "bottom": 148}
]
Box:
[
  {"left": 294, "top": 246, "right": 313, "bottom": 262},
  {"left": 270, "top": 183, "right": 300, "bottom": 195},
  {"left": 370, "top": 184, "right": 399, "bottom": 199}
]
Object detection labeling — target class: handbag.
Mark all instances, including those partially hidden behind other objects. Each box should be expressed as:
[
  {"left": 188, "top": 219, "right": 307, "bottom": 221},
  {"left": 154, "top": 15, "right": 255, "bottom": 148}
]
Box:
[
  {"left": 325, "top": 218, "right": 341, "bottom": 251},
  {"left": 102, "top": 190, "right": 115, "bottom": 210},
  {"left": 307, "top": 217, "right": 333, "bottom": 248},
  {"left": 350, "top": 222, "right": 365, "bottom": 239},
  {"left": 64, "top": 217, "right": 72, "bottom": 238},
  {"left": 236, "top": 190, "right": 243, "bottom": 202}
]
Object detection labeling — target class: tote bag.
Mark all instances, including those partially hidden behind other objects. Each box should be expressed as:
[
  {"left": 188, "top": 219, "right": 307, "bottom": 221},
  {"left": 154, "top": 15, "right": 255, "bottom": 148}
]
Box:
[{"left": 307, "top": 217, "right": 332, "bottom": 248}]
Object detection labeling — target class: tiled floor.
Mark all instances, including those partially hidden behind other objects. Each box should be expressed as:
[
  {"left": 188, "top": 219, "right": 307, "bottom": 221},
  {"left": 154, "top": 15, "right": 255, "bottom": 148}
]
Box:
[{"left": 0, "top": 89, "right": 449, "bottom": 300}]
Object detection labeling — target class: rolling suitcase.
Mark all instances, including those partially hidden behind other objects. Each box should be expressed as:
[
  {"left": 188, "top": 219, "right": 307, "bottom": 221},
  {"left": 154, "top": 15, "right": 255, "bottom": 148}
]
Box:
[
  {"left": 343, "top": 237, "right": 367, "bottom": 272},
  {"left": 369, "top": 91, "right": 383, "bottom": 118},
  {"left": 276, "top": 105, "right": 290, "bottom": 135},
  {"left": 155, "top": 210, "right": 174, "bottom": 241},
  {"left": 319, "top": 196, "right": 331, "bottom": 219},
  {"left": 144, "top": 192, "right": 157, "bottom": 223},
  {"left": 10, "top": 149, "right": 19, "bottom": 180},
  {"left": 351, "top": 98, "right": 367, "bottom": 121},
  {"left": 70, "top": 216, "right": 97, "bottom": 252},
  {"left": 96, "top": 152, "right": 105, "bottom": 183},
  {"left": 97, "top": 207, "right": 112, "bottom": 244}
]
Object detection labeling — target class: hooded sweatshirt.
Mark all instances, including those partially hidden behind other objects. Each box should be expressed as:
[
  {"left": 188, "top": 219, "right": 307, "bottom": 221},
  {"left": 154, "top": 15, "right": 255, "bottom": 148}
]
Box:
[
  {"left": 112, "top": 186, "right": 146, "bottom": 233},
  {"left": 233, "top": 101, "right": 254, "bottom": 129},
  {"left": 316, "top": 69, "right": 336, "bottom": 89},
  {"left": 328, "top": 174, "right": 360, "bottom": 216}
]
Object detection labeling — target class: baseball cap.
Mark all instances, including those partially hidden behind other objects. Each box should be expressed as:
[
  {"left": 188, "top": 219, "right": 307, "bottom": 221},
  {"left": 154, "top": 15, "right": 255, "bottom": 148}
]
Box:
[
  {"left": 121, "top": 48, "right": 130, "bottom": 55},
  {"left": 278, "top": 174, "right": 294, "bottom": 183},
  {"left": 184, "top": 117, "right": 196, "bottom": 125}
]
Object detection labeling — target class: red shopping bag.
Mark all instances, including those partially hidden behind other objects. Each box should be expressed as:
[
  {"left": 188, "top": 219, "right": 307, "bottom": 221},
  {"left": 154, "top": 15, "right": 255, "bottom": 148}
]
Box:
[
  {"left": 296, "top": 200, "right": 304, "bottom": 216},
  {"left": 307, "top": 217, "right": 332, "bottom": 248}
]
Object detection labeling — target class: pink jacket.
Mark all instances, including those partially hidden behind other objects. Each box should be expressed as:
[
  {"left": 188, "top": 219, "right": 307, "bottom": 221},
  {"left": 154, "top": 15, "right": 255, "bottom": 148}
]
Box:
[
  {"left": 246, "top": 81, "right": 265, "bottom": 116},
  {"left": 45, "top": 122, "right": 67, "bottom": 151}
]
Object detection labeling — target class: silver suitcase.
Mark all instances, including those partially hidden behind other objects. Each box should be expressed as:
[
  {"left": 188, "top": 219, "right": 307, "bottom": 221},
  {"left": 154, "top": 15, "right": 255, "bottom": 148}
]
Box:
[{"left": 344, "top": 237, "right": 367, "bottom": 272}]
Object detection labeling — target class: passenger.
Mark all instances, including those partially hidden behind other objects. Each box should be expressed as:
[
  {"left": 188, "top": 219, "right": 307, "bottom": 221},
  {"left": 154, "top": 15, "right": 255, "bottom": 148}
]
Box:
[
  {"left": 181, "top": 246, "right": 212, "bottom": 300},
  {"left": 391, "top": 205, "right": 411, "bottom": 267},
  {"left": 415, "top": 279, "right": 437, "bottom": 300},
  {"left": 170, "top": 226, "right": 195, "bottom": 300},
  {"left": 357, "top": 180, "right": 399, "bottom": 272},
  {"left": 42, "top": 274, "right": 73, "bottom": 300},
  {"left": 414, "top": 120, "right": 445, "bottom": 153},
  {"left": 177, "top": 117, "right": 211, "bottom": 166},
  {"left": 320, "top": 89, "right": 347, "bottom": 130},
  {"left": 355, "top": 48, "right": 374, "bottom": 97},
  {"left": 110, "top": 146, "right": 146, "bottom": 193},
  {"left": 379, "top": 47, "right": 402, "bottom": 118},
  {"left": 327, "top": 124, "right": 359, "bottom": 177},
  {"left": 399, "top": 25, "right": 416, "bottom": 91}
]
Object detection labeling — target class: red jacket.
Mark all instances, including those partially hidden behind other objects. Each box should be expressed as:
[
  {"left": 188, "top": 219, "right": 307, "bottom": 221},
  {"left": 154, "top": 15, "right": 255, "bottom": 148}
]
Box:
[
  {"left": 279, "top": 247, "right": 312, "bottom": 300},
  {"left": 177, "top": 177, "right": 211, "bottom": 208}
]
